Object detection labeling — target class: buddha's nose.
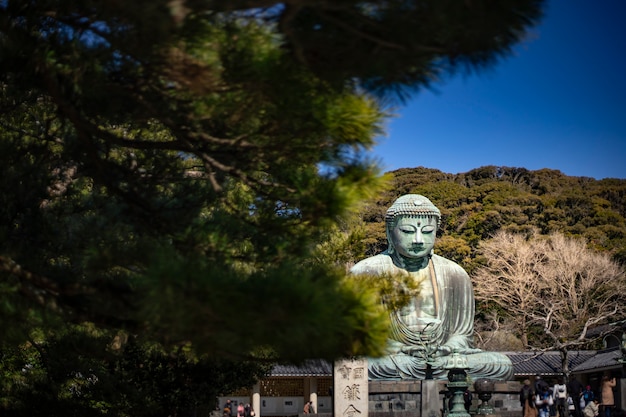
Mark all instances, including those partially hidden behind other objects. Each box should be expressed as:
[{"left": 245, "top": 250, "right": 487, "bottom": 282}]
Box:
[{"left": 412, "top": 230, "right": 424, "bottom": 244}]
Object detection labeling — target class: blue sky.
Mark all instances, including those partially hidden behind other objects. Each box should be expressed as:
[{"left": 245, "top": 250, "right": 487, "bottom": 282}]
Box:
[{"left": 372, "top": 0, "right": 626, "bottom": 180}]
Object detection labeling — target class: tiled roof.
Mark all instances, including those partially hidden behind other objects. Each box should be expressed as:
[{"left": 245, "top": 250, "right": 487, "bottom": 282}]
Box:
[
  {"left": 571, "top": 348, "right": 622, "bottom": 373},
  {"left": 505, "top": 351, "right": 597, "bottom": 376},
  {"left": 270, "top": 359, "right": 334, "bottom": 377},
  {"left": 584, "top": 321, "right": 626, "bottom": 338},
  {"left": 268, "top": 351, "right": 611, "bottom": 378}
]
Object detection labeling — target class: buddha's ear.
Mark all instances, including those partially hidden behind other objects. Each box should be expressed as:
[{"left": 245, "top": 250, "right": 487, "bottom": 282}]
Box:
[{"left": 385, "top": 221, "right": 395, "bottom": 254}]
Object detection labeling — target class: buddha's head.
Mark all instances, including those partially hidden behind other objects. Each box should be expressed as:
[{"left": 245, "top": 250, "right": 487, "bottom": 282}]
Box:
[{"left": 385, "top": 194, "right": 441, "bottom": 259}]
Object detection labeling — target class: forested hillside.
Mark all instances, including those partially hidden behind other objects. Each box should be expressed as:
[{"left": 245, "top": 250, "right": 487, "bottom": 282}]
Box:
[{"left": 357, "top": 165, "right": 626, "bottom": 273}]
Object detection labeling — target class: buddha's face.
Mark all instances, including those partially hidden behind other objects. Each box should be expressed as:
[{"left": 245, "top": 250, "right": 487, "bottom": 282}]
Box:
[{"left": 390, "top": 215, "right": 437, "bottom": 259}]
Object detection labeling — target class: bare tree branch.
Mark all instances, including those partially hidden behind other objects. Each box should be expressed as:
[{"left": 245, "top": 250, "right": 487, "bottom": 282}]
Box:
[{"left": 473, "top": 230, "right": 626, "bottom": 378}]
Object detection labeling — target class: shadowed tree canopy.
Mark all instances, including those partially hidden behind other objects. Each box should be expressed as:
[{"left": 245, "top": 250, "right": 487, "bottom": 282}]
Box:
[
  {"left": 210, "top": 0, "right": 545, "bottom": 99},
  {"left": 0, "top": 3, "right": 548, "bottom": 414},
  {"left": 0, "top": 0, "right": 545, "bottom": 369}
]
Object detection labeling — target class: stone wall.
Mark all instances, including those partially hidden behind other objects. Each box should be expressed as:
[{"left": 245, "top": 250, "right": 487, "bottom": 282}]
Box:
[
  {"left": 224, "top": 379, "right": 526, "bottom": 417},
  {"left": 366, "top": 380, "right": 523, "bottom": 416},
  {"left": 369, "top": 380, "right": 425, "bottom": 413}
]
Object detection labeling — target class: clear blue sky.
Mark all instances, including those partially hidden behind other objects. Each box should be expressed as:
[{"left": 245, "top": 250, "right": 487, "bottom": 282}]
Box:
[{"left": 372, "top": 0, "right": 626, "bottom": 180}]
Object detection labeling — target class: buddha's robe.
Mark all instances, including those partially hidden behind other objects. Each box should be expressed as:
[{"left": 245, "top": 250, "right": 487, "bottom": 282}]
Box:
[{"left": 351, "top": 252, "right": 513, "bottom": 381}]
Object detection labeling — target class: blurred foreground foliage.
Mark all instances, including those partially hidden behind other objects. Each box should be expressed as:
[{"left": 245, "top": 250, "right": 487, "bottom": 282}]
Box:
[{"left": 1, "top": 0, "right": 544, "bottom": 414}]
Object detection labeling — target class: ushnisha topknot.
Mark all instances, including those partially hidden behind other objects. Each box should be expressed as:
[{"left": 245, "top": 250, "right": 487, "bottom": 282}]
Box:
[{"left": 385, "top": 194, "right": 441, "bottom": 226}]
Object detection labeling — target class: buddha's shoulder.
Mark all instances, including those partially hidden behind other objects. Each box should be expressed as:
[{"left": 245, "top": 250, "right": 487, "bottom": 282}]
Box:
[
  {"left": 431, "top": 254, "right": 468, "bottom": 276},
  {"left": 350, "top": 253, "right": 395, "bottom": 275}
]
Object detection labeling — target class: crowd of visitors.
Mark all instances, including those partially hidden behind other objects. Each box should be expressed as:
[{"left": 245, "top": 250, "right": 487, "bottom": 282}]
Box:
[
  {"left": 223, "top": 400, "right": 256, "bottom": 417},
  {"left": 222, "top": 398, "right": 317, "bottom": 416},
  {"left": 218, "top": 372, "right": 619, "bottom": 417},
  {"left": 520, "top": 374, "right": 621, "bottom": 417}
]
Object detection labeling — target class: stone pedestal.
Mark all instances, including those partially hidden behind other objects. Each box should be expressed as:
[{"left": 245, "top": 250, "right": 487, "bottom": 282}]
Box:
[
  {"left": 369, "top": 380, "right": 421, "bottom": 414},
  {"left": 367, "top": 380, "right": 446, "bottom": 417},
  {"left": 422, "top": 380, "right": 443, "bottom": 417}
]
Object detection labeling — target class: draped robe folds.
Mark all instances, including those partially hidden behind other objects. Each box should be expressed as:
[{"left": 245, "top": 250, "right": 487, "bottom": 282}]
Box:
[{"left": 350, "top": 252, "right": 514, "bottom": 381}]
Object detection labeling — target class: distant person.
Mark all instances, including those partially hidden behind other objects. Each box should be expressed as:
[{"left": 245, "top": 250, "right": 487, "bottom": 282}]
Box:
[
  {"left": 464, "top": 388, "right": 473, "bottom": 412},
  {"left": 237, "top": 402, "right": 244, "bottom": 417},
  {"left": 303, "top": 401, "right": 314, "bottom": 414},
  {"left": 569, "top": 395, "right": 577, "bottom": 414},
  {"left": 224, "top": 400, "right": 232, "bottom": 417},
  {"left": 553, "top": 379, "right": 568, "bottom": 417},
  {"left": 601, "top": 375, "right": 617, "bottom": 417},
  {"left": 583, "top": 399, "right": 600, "bottom": 417},
  {"left": 550, "top": 381, "right": 558, "bottom": 417},
  {"left": 583, "top": 386, "right": 595, "bottom": 407},
  {"left": 535, "top": 375, "right": 550, "bottom": 395},
  {"left": 536, "top": 385, "right": 555, "bottom": 417},
  {"left": 569, "top": 378, "right": 585, "bottom": 417},
  {"left": 521, "top": 379, "right": 537, "bottom": 417}
]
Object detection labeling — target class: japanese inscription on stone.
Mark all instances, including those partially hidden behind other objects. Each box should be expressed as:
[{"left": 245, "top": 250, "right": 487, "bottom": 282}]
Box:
[{"left": 333, "top": 358, "right": 368, "bottom": 417}]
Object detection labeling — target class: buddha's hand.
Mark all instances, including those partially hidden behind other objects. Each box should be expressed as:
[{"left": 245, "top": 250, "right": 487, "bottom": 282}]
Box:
[
  {"left": 399, "top": 345, "right": 427, "bottom": 356},
  {"left": 436, "top": 346, "right": 453, "bottom": 356},
  {"left": 437, "top": 346, "right": 483, "bottom": 356}
]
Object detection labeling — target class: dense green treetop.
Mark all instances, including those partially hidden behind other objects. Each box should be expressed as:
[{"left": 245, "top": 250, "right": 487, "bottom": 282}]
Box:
[{"left": 358, "top": 166, "right": 626, "bottom": 270}]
